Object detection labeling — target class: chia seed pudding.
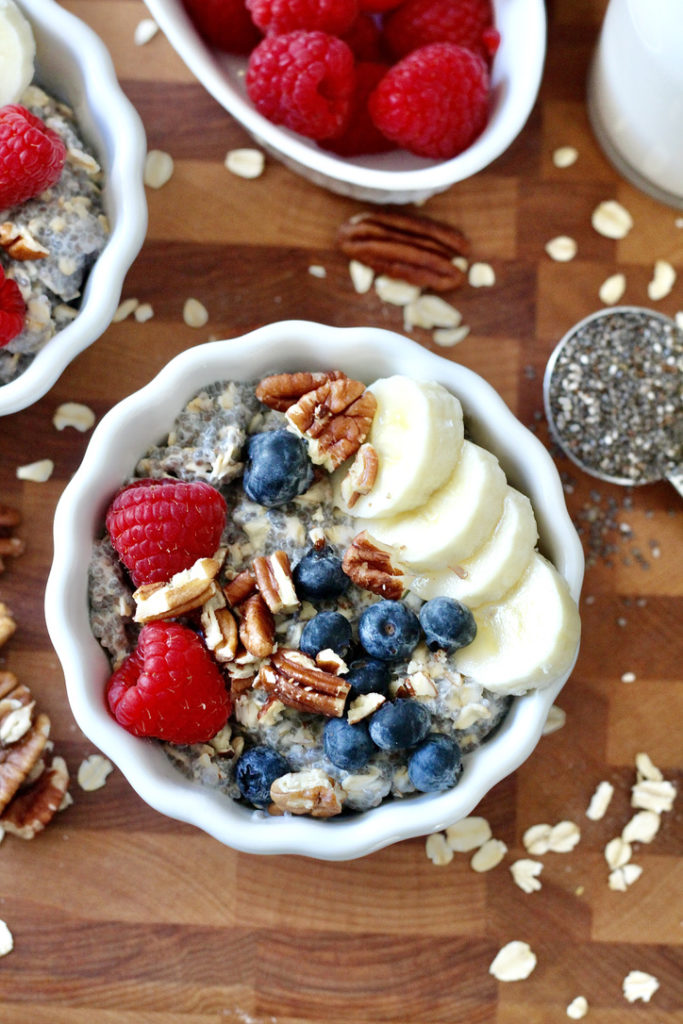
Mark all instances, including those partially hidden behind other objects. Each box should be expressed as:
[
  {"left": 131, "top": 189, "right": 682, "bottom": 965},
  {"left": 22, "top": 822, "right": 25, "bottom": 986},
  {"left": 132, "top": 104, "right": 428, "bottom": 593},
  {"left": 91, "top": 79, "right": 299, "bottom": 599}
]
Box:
[
  {"left": 89, "top": 376, "right": 519, "bottom": 816},
  {"left": 0, "top": 84, "right": 109, "bottom": 386}
]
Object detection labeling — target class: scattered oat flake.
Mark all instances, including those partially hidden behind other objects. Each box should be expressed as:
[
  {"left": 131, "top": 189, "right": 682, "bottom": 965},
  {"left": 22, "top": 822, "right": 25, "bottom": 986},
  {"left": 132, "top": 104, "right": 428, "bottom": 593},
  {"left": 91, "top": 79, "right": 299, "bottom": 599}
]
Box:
[
  {"left": 78, "top": 754, "right": 113, "bottom": 792},
  {"left": 542, "top": 704, "right": 566, "bottom": 735},
  {"left": 113, "top": 297, "right": 139, "bottom": 322},
  {"left": 510, "top": 858, "right": 543, "bottom": 893},
  {"left": 489, "top": 941, "right": 537, "bottom": 982},
  {"left": 468, "top": 262, "right": 495, "bottom": 287},
  {"left": 622, "top": 809, "right": 661, "bottom": 844},
  {"left": 374, "top": 275, "right": 421, "bottom": 305},
  {"left": 53, "top": 402, "right": 95, "bottom": 432},
  {"left": 599, "top": 272, "right": 626, "bottom": 305},
  {"left": 134, "top": 17, "right": 158, "bottom": 44},
  {"left": 445, "top": 816, "right": 491, "bottom": 852},
  {"left": 404, "top": 294, "right": 461, "bottom": 330},
  {"left": 432, "top": 325, "right": 470, "bottom": 347},
  {"left": 16, "top": 458, "right": 53, "bottom": 482},
  {"left": 647, "top": 259, "right": 676, "bottom": 301},
  {"left": 548, "top": 820, "right": 581, "bottom": 852},
  {"left": 608, "top": 863, "right": 643, "bottom": 891},
  {"left": 144, "top": 149, "right": 174, "bottom": 189},
  {"left": 620, "top": 671, "right": 636, "bottom": 683},
  {"left": 225, "top": 147, "right": 265, "bottom": 179},
  {"left": 0, "top": 919, "right": 13, "bottom": 957},
  {"left": 471, "top": 837, "right": 507, "bottom": 872},
  {"left": 523, "top": 823, "right": 552, "bottom": 855},
  {"left": 591, "top": 199, "right": 633, "bottom": 239},
  {"left": 183, "top": 297, "right": 209, "bottom": 328},
  {"left": 635, "top": 752, "right": 663, "bottom": 782},
  {"left": 545, "top": 235, "right": 577, "bottom": 262},
  {"left": 566, "top": 995, "right": 589, "bottom": 1019},
  {"left": 425, "top": 832, "right": 454, "bottom": 866},
  {"left": 349, "top": 259, "right": 374, "bottom": 294},
  {"left": 631, "top": 778, "right": 676, "bottom": 814},
  {"left": 604, "top": 836, "right": 632, "bottom": 870},
  {"left": 308, "top": 265, "right": 326, "bottom": 279},
  {"left": 553, "top": 145, "right": 579, "bottom": 168},
  {"left": 586, "top": 780, "right": 615, "bottom": 821},
  {"left": 134, "top": 302, "right": 154, "bottom": 323},
  {"left": 452, "top": 255, "right": 468, "bottom": 273},
  {"left": 622, "top": 970, "right": 659, "bottom": 1003}
]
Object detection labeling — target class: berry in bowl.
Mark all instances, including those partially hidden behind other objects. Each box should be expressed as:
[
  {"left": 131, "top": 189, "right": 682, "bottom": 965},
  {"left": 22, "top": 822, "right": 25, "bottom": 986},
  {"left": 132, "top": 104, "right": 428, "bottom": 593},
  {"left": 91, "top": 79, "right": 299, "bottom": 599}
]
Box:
[
  {"left": 46, "top": 322, "right": 583, "bottom": 860},
  {"left": 0, "top": 0, "right": 147, "bottom": 415},
  {"left": 143, "top": 0, "right": 546, "bottom": 203}
]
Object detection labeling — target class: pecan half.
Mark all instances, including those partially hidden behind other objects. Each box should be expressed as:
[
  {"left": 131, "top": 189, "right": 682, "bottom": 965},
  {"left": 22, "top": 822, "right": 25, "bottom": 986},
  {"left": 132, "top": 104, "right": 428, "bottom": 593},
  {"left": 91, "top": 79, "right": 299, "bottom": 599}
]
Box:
[
  {"left": 341, "top": 530, "right": 405, "bottom": 600},
  {"left": 258, "top": 648, "right": 350, "bottom": 717},
  {"left": 339, "top": 443, "right": 379, "bottom": 509},
  {"left": 256, "top": 370, "right": 345, "bottom": 411},
  {"left": 238, "top": 593, "right": 275, "bottom": 658},
  {"left": 337, "top": 210, "right": 470, "bottom": 292},
  {"left": 0, "top": 754, "right": 70, "bottom": 839},
  {"left": 0, "top": 711, "right": 50, "bottom": 814},
  {"left": 0, "top": 222, "right": 49, "bottom": 260},
  {"left": 253, "top": 550, "right": 299, "bottom": 613},
  {"left": 286, "top": 376, "right": 377, "bottom": 472},
  {"left": 270, "top": 768, "right": 344, "bottom": 817}
]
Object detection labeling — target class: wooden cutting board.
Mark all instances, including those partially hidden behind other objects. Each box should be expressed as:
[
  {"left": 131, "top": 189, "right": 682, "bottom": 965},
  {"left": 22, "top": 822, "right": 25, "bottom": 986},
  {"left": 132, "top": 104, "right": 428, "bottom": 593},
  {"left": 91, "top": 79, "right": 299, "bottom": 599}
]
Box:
[{"left": 0, "top": 1, "right": 681, "bottom": 1020}]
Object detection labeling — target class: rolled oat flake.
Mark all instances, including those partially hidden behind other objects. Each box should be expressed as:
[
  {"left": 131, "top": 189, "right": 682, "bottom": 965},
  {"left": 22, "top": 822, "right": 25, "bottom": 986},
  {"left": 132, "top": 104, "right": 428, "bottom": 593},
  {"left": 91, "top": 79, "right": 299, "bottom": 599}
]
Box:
[{"left": 543, "top": 307, "right": 683, "bottom": 494}]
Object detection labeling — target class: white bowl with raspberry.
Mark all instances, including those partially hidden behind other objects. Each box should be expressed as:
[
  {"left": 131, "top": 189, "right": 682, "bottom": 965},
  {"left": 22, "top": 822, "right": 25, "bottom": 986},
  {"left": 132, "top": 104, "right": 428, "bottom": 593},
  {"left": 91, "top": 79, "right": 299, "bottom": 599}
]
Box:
[
  {"left": 143, "top": 0, "right": 546, "bottom": 204},
  {"left": 0, "top": 0, "right": 147, "bottom": 415},
  {"left": 46, "top": 321, "right": 583, "bottom": 860}
]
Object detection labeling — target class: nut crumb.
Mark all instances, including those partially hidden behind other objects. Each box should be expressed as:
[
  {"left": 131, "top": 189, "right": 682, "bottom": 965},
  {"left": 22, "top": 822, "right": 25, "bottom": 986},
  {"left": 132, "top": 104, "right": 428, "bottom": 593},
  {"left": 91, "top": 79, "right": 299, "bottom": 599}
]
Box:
[
  {"left": 553, "top": 145, "right": 578, "bottom": 168},
  {"left": 225, "top": 148, "right": 265, "bottom": 179},
  {"left": 77, "top": 754, "right": 113, "bottom": 792},
  {"left": 468, "top": 262, "right": 495, "bottom": 287},
  {"left": 566, "top": 995, "right": 588, "bottom": 1019},
  {"left": 542, "top": 704, "right": 566, "bottom": 735},
  {"left": 635, "top": 752, "right": 662, "bottom": 782},
  {"left": 113, "top": 297, "right": 139, "bottom": 322},
  {"left": 183, "top": 298, "right": 209, "bottom": 328},
  {"left": 489, "top": 940, "right": 537, "bottom": 982},
  {"left": 53, "top": 402, "right": 95, "bottom": 432},
  {"left": 308, "top": 264, "right": 326, "bottom": 279},
  {"left": 134, "top": 302, "right": 154, "bottom": 323},
  {"left": 144, "top": 149, "right": 174, "bottom": 189},
  {"left": 134, "top": 17, "right": 158, "bottom": 44},
  {"left": 622, "top": 970, "right": 659, "bottom": 1003},
  {"left": 620, "top": 671, "right": 636, "bottom": 683},
  {"left": 16, "top": 459, "right": 53, "bottom": 482},
  {"left": 348, "top": 259, "right": 374, "bottom": 294}
]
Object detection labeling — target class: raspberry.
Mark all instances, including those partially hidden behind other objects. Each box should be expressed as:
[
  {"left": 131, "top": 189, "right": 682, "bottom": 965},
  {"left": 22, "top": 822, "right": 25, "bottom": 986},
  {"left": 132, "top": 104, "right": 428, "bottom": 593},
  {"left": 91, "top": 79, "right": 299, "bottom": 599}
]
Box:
[
  {"left": 246, "top": 0, "right": 358, "bottom": 36},
  {"left": 181, "top": 0, "right": 262, "bottom": 53},
  {"left": 106, "top": 621, "right": 231, "bottom": 744},
  {"left": 384, "top": 0, "right": 497, "bottom": 62},
  {"left": 105, "top": 478, "right": 228, "bottom": 587},
  {"left": 341, "top": 12, "right": 386, "bottom": 62},
  {"left": 246, "top": 31, "right": 355, "bottom": 140},
  {"left": 0, "top": 267, "right": 26, "bottom": 347},
  {"left": 0, "top": 105, "right": 66, "bottom": 210},
  {"left": 369, "top": 43, "right": 490, "bottom": 160},
  {"left": 324, "top": 62, "right": 393, "bottom": 156}
]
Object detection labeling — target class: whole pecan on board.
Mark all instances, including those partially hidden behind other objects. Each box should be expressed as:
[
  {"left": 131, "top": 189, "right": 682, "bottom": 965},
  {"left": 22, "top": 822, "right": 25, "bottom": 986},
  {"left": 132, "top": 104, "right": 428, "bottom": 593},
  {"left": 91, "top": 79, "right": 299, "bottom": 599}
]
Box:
[{"left": 337, "top": 210, "right": 470, "bottom": 292}]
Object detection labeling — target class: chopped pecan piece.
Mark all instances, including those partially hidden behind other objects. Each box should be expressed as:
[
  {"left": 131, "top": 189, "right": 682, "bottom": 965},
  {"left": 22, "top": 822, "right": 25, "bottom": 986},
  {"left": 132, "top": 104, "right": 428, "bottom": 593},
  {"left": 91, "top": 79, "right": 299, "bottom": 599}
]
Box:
[
  {"left": 341, "top": 530, "right": 405, "bottom": 600},
  {"left": 0, "top": 754, "right": 70, "bottom": 839},
  {"left": 133, "top": 557, "right": 221, "bottom": 623},
  {"left": 256, "top": 370, "right": 345, "bottom": 411},
  {"left": 0, "top": 711, "right": 50, "bottom": 814},
  {"left": 223, "top": 569, "right": 258, "bottom": 607},
  {"left": 0, "top": 504, "right": 25, "bottom": 574},
  {"left": 270, "top": 768, "right": 344, "bottom": 817},
  {"left": 0, "top": 222, "right": 49, "bottom": 260},
  {"left": 253, "top": 550, "right": 299, "bottom": 613},
  {"left": 340, "top": 443, "right": 379, "bottom": 509},
  {"left": 337, "top": 210, "right": 470, "bottom": 292},
  {"left": 0, "top": 603, "right": 16, "bottom": 649},
  {"left": 258, "top": 648, "right": 351, "bottom": 717},
  {"left": 0, "top": 678, "right": 35, "bottom": 745},
  {"left": 347, "top": 692, "right": 386, "bottom": 724},
  {"left": 238, "top": 593, "right": 275, "bottom": 658},
  {"left": 201, "top": 592, "right": 239, "bottom": 662},
  {"left": 286, "top": 376, "right": 377, "bottom": 472}
]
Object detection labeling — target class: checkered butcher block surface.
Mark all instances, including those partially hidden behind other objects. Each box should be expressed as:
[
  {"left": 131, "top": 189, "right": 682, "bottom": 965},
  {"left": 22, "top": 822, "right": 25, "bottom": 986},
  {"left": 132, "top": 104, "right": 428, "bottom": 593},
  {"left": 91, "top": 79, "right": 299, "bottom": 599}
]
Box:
[{"left": 0, "top": 0, "right": 680, "bottom": 1020}]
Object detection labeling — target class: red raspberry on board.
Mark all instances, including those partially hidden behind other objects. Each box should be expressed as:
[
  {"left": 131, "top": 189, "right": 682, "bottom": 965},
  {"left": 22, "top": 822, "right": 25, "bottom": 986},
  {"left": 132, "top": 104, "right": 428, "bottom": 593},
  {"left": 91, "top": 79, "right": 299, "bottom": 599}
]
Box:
[
  {"left": 246, "top": 0, "right": 358, "bottom": 36},
  {"left": 105, "top": 478, "right": 228, "bottom": 587},
  {"left": 182, "top": 0, "right": 262, "bottom": 53},
  {"left": 246, "top": 30, "right": 355, "bottom": 140},
  {"left": 106, "top": 621, "right": 232, "bottom": 744},
  {"left": 0, "top": 267, "right": 26, "bottom": 347},
  {"left": 324, "top": 62, "right": 394, "bottom": 156},
  {"left": 369, "top": 43, "right": 490, "bottom": 160},
  {"left": 0, "top": 104, "right": 66, "bottom": 210},
  {"left": 384, "top": 0, "right": 498, "bottom": 62}
]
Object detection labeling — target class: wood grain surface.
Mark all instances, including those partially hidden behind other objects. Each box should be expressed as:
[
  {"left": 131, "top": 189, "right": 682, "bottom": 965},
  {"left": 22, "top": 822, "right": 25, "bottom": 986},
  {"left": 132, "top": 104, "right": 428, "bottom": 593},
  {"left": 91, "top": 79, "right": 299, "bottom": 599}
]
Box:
[{"left": 1, "top": 1, "right": 681, "bottom": 1021}]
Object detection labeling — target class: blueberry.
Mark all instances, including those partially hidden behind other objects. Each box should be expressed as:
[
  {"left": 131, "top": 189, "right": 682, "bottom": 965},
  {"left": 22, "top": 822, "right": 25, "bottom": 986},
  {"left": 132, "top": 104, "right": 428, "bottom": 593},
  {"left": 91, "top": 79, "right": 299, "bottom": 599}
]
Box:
[
  {"left": 408, "top": 733, "right": 462, "bottom": 792},
  {"left": 345, "top": 657, "right": 391, "bottom": 696},
  {"left": 358, "top": 600, "right": 420, "bottom": 661},
  {"left": 300, "top": 611, "right": 352, "bottom": 659},
  {"left": 235, "top": 745, "right": 289, "bottom": 808},
  {"left": 368, "top": 698, "right": 431, "bottom": 750},
  {"left": 323, "top": 717, "right": 376, "bottom": 772},
  {"left": 293, "top": 544, "right": 349, "bottom": 600},
  {"left": 243, "top": 429, "right": 313, "bottom": 508},
  {"left": 418, "top": 596, "right": 477, "bottom": 653}
]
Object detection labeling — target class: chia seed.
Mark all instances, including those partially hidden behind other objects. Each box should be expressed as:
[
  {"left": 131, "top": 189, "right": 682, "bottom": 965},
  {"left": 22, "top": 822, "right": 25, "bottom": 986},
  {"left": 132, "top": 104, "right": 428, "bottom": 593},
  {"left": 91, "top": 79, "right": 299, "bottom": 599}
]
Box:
[{"left": 544, "top": 309, "right": 683, "bottom": 485}]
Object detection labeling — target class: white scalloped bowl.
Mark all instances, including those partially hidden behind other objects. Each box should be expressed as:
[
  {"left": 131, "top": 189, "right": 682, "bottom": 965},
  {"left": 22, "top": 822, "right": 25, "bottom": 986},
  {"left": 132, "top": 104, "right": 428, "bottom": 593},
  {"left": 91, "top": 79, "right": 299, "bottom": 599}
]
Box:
[
  {"left": 143, "top": 0, "right": 546, "bottom": 204},
  {"left": 0, "top": 0, "right": 147, "bottom": 416},
  {"left": 46, "top": 323, "right": 583, "bottom": 859}
]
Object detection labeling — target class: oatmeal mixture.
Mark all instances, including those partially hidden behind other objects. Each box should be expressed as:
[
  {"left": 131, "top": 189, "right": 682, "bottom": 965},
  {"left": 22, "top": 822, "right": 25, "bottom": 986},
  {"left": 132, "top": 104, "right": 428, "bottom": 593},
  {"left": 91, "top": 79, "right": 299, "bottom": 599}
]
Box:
[
  {"left": 89, "top": 378, "right": 511, "bottom": 815},
  {"left": 0, "top": 84, "right": 109, "bottom": 385}
]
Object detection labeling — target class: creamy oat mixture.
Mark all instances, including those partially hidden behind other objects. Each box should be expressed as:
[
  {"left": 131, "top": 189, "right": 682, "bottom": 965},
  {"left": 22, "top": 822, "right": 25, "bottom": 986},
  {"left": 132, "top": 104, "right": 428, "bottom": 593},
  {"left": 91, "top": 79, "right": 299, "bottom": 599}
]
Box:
[
  {"left": 89, "top": 379, "right": 511, "bottom": 815},
  {"left": 0, "top": 84, "right": 109, "bottom": 385}
]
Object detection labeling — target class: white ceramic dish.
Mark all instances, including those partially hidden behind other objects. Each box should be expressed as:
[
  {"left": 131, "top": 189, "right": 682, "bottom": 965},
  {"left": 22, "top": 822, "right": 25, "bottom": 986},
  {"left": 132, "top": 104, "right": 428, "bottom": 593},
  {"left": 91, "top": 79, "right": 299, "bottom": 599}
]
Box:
[
  {"left": 46, "top": 322, "right": 583, "bottom": 860},
  {"left": 0, "top": 0, "right": 148, "bottom": 416},
  {"left": 143, "top": 0, "right": 546, "bottom": 204}
]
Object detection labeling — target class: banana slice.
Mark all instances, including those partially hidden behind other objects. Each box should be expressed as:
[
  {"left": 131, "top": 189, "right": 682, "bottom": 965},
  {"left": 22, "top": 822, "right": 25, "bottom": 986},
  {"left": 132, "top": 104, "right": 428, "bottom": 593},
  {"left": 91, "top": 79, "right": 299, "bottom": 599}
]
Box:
[
  {"left": 335, "top": 376, "right": 464, "bottom": 520},
  {"left": 408, "top": 487, "right": 538, "bottom": 608},
  {"left": 368, "top": 440, "right": 507, "bottom": 571},
  {"left": 453, "top": 552, "right": 581, "bottom": 695},
  {"left": 0, "top": 0, "right": 35, "bottom": 107}
]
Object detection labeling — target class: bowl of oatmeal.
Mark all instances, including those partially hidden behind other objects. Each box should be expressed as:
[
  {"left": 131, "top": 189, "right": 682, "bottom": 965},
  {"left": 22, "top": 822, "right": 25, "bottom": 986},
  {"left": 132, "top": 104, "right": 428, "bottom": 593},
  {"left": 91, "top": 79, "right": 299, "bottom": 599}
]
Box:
[
  {"left": 143, "top": 0, "right": 546, "bottom": 204},
  {"left": 46, "top": 322, "right": 583, "bottom": 859},
  {"left": 0, "top": 0, "right": 147, "bottom": 415}
]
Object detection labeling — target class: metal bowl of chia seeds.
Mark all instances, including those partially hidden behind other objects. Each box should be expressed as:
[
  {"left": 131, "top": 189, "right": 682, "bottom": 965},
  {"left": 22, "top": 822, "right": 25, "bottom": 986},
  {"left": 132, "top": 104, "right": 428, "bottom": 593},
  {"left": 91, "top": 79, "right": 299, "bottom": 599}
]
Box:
[{"left": 544, "top": 307, "right": 683, "bottom": 496}]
